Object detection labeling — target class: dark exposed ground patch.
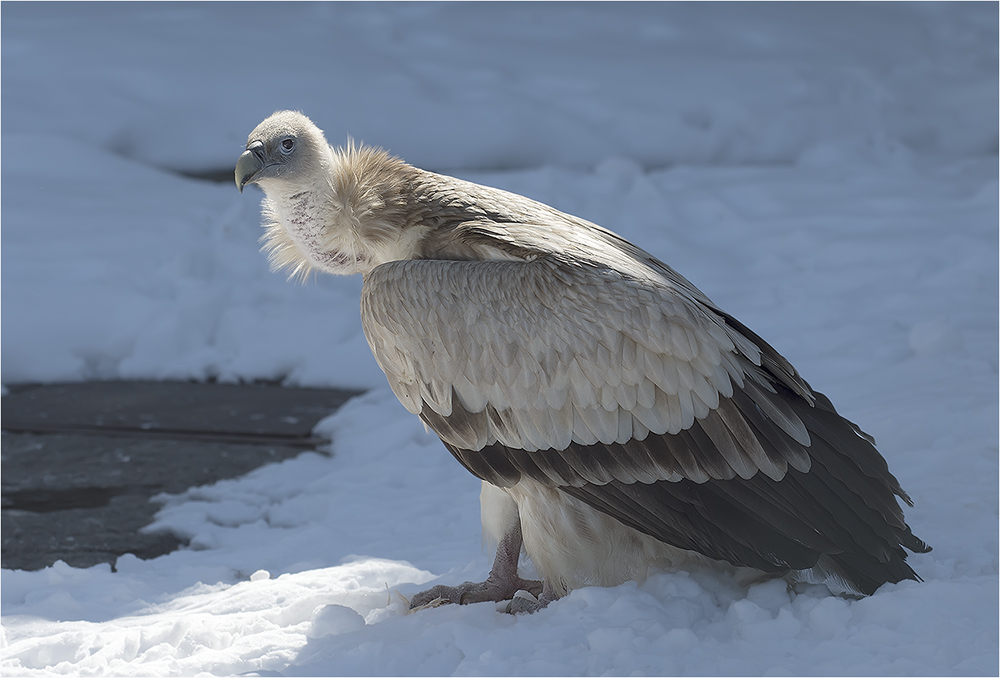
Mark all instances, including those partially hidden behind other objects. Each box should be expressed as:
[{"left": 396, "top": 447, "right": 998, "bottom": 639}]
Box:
[{"left": 2, "top": 381, "right": 361, "bottom": 571}]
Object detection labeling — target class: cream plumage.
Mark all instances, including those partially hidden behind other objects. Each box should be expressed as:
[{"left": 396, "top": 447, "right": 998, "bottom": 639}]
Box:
[{"left": 237, "top": 110, "right": 929, "bottom": 612}]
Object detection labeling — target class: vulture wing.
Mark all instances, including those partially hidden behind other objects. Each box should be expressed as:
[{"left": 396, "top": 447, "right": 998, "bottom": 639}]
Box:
[{"left": 361, "top": 249, "right": 929, "bottom": 595}]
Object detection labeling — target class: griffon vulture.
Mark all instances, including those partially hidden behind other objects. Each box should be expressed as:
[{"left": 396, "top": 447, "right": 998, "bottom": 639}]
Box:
[{"left": 236, "top": 111, "right": 929, "bottom": 613}]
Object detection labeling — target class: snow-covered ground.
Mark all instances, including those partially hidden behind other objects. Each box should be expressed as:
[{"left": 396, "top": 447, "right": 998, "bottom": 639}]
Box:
[{"left": 2, "top": 2, "right": 997, "bottom": 675}]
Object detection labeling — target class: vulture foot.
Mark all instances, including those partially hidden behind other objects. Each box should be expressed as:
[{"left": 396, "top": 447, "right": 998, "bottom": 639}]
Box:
[
  {"left": 409, "top": 575, "right": 543, "bottom": 610},
  {"left": 409, "top": 523, "right": 547, "bottom": 612}
]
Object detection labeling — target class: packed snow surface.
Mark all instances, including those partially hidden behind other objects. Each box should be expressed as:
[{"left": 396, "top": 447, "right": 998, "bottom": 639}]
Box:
[{"left": 2, "top": 3, "right": 997, "bottom": 676}]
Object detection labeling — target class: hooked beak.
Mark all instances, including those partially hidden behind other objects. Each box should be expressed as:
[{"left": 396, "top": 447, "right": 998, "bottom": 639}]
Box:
[{"left": 235, "top": 140, "right": 266, "bottom": 193}]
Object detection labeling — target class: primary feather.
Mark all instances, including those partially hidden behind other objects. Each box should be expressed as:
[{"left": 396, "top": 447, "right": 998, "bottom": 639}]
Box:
[{"left": 238, "top": 110, "right": 929, "bottom": 603}]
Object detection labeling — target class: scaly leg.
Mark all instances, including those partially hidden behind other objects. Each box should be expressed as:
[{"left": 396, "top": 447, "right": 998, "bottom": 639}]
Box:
[{"left": 409, "top": 522, "right": 543, "bottom": 609}]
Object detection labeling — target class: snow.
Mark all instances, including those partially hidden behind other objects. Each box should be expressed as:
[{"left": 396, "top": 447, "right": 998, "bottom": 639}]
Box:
[{"left": 1, "top": 2, "right": 997, "bottom": 675}]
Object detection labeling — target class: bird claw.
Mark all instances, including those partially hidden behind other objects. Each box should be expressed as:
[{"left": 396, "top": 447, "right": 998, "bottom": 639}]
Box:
[
  {"left": 407, "top": 584, "right": 466, "bottom": 609},
  {"left": 406, "top": 595, "right": 451, "bottom": 613},
  {"left": 504, "top": 589, "right": 542, "bottom": 614}
]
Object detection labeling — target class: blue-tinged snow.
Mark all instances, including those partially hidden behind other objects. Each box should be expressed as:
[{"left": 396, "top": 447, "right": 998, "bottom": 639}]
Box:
[{"left": 1, "top": 2, "right": 997, "bottom": 676}]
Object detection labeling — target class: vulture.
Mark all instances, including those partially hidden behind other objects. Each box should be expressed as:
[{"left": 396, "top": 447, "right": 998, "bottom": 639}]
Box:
[{"left": 236, "top": 111, "right": 929, "bottom": 613}]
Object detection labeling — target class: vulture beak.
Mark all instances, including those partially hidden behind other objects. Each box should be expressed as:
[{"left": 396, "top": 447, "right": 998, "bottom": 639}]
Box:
[{"left": 235, "top": 140, "right": 266, "bottom": 193}]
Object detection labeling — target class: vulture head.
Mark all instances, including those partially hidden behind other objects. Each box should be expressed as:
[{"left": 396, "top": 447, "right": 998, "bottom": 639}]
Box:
[
  {"left": 235, "top": 111, "right": 428, "bottom": 279},
  {"left": 235, "top": 110, "right": 330, "bottom": 195}
]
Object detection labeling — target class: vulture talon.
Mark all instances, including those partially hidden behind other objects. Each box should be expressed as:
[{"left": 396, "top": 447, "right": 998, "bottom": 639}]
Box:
[{"left": 505, "top": 590, "right": 542, "bottom": 615}]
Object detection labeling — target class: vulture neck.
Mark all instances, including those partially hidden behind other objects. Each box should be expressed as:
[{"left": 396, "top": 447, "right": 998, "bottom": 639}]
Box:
[
  {"left": 262, "top": 144, "right": 538, "bottom": 279},
  {"left": 261, "top": 144, "right": 435, "bottom": 279}
]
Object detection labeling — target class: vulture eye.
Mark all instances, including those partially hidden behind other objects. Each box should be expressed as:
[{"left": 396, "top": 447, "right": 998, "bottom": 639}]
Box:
[{"left": 280, "top": 137, "right": 296, "bottom": 154}]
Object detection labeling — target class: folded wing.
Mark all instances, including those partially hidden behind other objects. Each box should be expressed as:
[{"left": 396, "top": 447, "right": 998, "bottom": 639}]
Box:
[{"left": 361, "top": 253, "right": 929, "bottom": 594}]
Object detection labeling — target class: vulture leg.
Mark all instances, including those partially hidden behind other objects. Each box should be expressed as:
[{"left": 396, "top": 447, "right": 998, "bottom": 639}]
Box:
[{"left": 409, "top": 523, "right": 543, "bottom": 610}]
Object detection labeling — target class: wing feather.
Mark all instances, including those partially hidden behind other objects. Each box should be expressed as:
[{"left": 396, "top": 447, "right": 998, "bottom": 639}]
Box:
[{"left": 366, "top": 256, "right": 794, "bottom": 470}]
